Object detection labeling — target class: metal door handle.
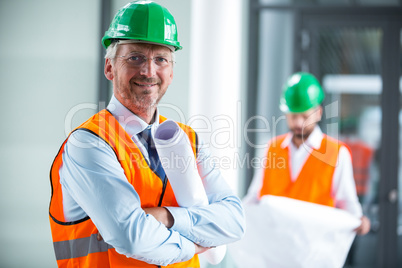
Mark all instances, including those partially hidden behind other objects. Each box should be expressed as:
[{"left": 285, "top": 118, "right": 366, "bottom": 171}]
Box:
[{"left": 388, "top": 189, "right": 398, "bottom": 204}]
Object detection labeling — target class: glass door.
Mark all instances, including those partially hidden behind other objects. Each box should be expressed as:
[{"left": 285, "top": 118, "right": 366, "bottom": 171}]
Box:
[
  {"left": 297, "top": 12, "right": 402, "bottom": 267},
  {"left": 319, "top": 27, "right": 382, "bottom": 268}
]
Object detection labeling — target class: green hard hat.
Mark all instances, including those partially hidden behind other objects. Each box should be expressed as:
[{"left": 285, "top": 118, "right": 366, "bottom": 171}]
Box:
[
  {"left": 102, "top": 1, "right": 182, "bottom": 51},
  {"left": 280, "top": 72, "right": 325, "bottom": 113}
]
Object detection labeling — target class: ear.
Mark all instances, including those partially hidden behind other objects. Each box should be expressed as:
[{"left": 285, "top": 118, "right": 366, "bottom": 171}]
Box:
[{"left": 104, "top": 58, "right": 114, "bottom": 81}]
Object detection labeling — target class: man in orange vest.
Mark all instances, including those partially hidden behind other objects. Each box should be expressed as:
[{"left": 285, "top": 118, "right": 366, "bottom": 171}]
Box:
[
  {"left": 49, "top": 1, "right": 245, "bottom": 267},
  {"left": 244, "top": 72, "right": 370, "bottom": 234}
]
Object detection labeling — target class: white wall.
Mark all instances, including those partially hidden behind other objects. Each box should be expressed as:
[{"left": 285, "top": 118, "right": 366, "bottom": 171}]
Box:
[{"left": 0, "top": 0, "right": 100, "bottom": 267}]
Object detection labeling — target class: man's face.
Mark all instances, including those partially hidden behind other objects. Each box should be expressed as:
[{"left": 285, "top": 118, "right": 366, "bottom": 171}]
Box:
[
  {"left": 286, "top": 107, "right": 322, "bottom": 140},
  {"left": 105, "top": 43, "right": 174, "bottom": 115}
]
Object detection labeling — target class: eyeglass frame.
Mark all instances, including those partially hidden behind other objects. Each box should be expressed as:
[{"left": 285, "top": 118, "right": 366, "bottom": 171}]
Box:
[{"left": 115, "top": 52, "right": 175, "bottom": 68}]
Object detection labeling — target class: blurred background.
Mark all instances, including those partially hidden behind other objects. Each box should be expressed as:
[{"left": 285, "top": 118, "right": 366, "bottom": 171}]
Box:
[{"left": 0, "top": 0, "right": 401, "bottom": 267}]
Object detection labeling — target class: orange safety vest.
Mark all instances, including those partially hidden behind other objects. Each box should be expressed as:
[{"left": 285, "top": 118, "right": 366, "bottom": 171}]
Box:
[
  {"left": 259, "top": 134, "right": 343, "bottom": 207},
  {"left": 49, "top": 109, "right": 200, "bottom": 268},
  {"left": 343, "top": 140, "right": 373, "bottom": 196}
]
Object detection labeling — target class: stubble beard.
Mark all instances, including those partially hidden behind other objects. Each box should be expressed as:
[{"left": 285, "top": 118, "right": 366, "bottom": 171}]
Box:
[
  {"left": 116, "top": 75, "right": 165, "bottom": 116},
  {"left": 291, "top": 127, "right": 313, "bottom": 141},
  {"left": 132, "top": 77, "right": 163, "bottom": 108},
  {"left": 134, "top": 90, "right": 160, "bottom": 113}
]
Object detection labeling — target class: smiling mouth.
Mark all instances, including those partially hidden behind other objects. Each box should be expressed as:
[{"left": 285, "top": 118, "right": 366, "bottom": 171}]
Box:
[{"left": 134, "top": 82, "right": 157, "bottom": 87}]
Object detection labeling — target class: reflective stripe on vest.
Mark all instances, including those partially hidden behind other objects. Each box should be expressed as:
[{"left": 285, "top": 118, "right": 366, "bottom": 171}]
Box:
[
  {"left": 49, "top": 109, "right": 200, "bottom": 267},
  {"left": 53, "top": 233, "right": 112, "bottom": 260},
  {"left": 259, "top": 134, "right": 342, "bottom": 207}
]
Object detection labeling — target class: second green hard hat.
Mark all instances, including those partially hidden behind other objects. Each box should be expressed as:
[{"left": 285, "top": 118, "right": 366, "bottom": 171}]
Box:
[
  {"left": 102, "top": 1, "right": 182, "bottom": 51},
  {"left": 280, "top": 72, "right": 325, "bottom": 113}
]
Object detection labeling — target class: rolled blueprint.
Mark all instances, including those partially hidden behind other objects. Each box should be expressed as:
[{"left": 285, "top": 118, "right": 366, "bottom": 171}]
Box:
[
  {"left": 153, "top": 119, "right": 207, "bottom": 207},
  {"left": 153, "top": 119, "right": 226, "bottom": 265}
]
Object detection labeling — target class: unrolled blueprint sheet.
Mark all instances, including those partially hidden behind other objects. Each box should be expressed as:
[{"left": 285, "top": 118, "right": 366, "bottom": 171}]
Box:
[
  {"left": 228, "top": 195, "right": 361, "bottom": 268},
  {"left": 153, "top": 120, "right": 226, "bottom": 265}
]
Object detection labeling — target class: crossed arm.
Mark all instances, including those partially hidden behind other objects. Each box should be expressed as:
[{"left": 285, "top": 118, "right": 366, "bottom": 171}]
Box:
[
  {"left": 61, "top": 130, "right": 245, "bottom": 265},
  {"left": 143, "top": 207, "right": 210, "bottom": 254}
]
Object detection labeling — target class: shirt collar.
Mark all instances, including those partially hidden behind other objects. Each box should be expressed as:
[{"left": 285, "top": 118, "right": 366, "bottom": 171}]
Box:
[
  {"left": 281, "top": 125, "right": 323, "bottom": 150},
  {"left": 106, "top": 95, "right": 160, "bottom": 138}
]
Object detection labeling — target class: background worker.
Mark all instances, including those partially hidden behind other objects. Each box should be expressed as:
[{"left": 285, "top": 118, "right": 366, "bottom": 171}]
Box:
[
  {"left": 49, "top": 1, "right": 245, "bottom": 267},
  {"left": 244, "top": 72, "right": 370, "bottom": 235}
]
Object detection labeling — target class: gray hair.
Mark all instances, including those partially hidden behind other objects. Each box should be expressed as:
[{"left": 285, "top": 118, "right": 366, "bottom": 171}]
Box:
[
  {"left": 104, "top": 40, "right": 175, "bottom": 64},
  {"left": 104, "top": 41, "right": 119, "bottom": 60}
]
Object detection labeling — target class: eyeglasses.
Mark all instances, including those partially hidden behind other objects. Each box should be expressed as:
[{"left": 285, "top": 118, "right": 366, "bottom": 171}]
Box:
[{"left": 116, "top": 53, "right": 174, "bottom": 68}]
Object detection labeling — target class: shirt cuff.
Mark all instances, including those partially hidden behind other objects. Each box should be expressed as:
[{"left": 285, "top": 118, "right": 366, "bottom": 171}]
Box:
[{"left": 165, "top": 206, "right": 191, "bottom": 237}]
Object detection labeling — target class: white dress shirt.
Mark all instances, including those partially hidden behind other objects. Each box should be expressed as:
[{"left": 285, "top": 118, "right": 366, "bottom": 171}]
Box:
[{"left": 243, "top": 126, "right": 363, "bottom": 218}]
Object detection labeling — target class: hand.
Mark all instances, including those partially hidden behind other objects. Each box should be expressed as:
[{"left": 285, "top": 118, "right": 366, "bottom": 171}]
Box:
[
  {"left": 96, "top": 231, "right": 103, "bottom": 241},
  {"left": 143, "top": 207, "right": 174, "bottom": 228},
  {"left": 194, "top": 243, "right": 210, "bottom": 255},
  {"left": 355, "top": 215, "right": 371, "bottom": 235}
]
